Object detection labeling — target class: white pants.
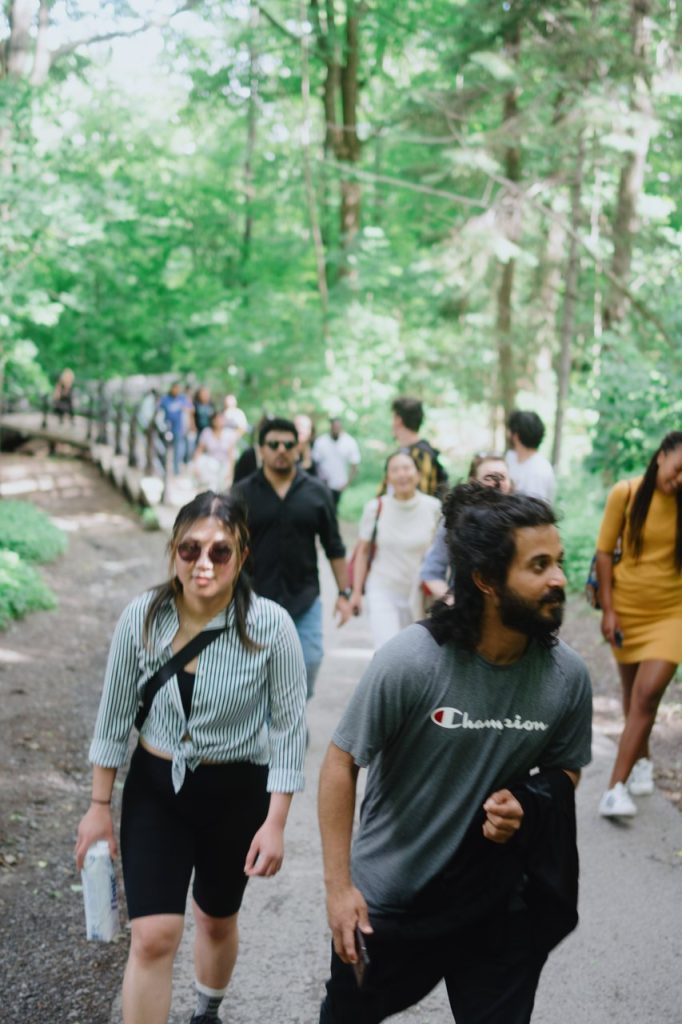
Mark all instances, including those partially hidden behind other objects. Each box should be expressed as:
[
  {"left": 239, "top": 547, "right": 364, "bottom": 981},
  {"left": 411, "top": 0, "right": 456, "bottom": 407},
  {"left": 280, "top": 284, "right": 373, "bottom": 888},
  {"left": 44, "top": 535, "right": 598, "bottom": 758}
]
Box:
[{"left": 366, "top": 585, "right": 413, "bottom": 650}]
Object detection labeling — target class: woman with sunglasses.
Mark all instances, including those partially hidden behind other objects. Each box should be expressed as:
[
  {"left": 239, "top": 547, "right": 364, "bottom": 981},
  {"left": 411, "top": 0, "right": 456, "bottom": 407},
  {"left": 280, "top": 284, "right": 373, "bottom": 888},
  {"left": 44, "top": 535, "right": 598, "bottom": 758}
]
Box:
[
  {"left": 420, "top": 453, "right": 512, "bottom": 602},
  {"left": 75, "top": 491, "right": 306, "bottom": 1024}
]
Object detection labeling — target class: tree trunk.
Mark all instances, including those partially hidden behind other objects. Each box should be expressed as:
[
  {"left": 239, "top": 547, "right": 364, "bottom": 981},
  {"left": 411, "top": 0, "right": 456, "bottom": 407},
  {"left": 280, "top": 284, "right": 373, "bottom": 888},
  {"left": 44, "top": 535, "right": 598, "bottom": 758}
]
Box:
[
  {"left": 310, "top": 0, "right": 362, "bottom": 277},
  {"left": 496, "top": 258, "right": 517, "bottom": 422},
  {"left": 241, "top": 3, "right": 259, "bottom": 279},
  {"left": 6, "top": 0, "right": 36, "bottom": 79},
  {"left": 602, "top": 0, "right": 653, "bottom": 332},
  {"left": 300, "top": 0, "right": 331, "bottom": 361},
  {"left": 337, "top": 2, "right": 361, "bottom": 253},
  {"left": 551, "top": 133, "right": 585, "bottom": 469},
  {"left": 495, "top": 23, "right": 521, "bottom": 423},
  {"left": 30, "top": 0, "right": 51, "bottom": 85}
]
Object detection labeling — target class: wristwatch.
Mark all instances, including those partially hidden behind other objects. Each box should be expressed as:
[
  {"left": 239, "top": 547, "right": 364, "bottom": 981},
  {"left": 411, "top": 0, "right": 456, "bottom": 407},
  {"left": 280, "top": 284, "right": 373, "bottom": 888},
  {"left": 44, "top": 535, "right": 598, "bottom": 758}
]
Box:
[{"left": 338, "top": 587, "right": 353, "bottom": 600}]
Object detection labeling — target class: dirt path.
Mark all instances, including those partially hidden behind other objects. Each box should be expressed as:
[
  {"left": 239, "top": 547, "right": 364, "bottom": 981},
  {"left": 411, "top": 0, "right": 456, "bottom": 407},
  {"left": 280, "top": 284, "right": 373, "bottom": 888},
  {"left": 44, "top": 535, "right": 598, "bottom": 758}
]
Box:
[
  {"left": 0, "top": 452, "right": 680, "bottom": 1023},
  {"left": 0, "top": 454, "right": 167, "bottom": 1023}
]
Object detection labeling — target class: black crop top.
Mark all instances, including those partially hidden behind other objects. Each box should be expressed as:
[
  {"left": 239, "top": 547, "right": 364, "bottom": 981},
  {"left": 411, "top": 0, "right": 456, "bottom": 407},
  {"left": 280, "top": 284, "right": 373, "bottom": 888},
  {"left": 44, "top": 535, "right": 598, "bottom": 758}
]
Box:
[{"left": 177, "top": 667, "right": 195, "bottom": 721}]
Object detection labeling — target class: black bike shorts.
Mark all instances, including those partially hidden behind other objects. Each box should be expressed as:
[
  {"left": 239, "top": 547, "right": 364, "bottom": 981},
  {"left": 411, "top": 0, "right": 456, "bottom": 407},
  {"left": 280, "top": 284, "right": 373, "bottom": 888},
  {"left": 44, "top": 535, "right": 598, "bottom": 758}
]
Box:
[{"left": 120, "top": 744, "right": 269, "bottom": 920}]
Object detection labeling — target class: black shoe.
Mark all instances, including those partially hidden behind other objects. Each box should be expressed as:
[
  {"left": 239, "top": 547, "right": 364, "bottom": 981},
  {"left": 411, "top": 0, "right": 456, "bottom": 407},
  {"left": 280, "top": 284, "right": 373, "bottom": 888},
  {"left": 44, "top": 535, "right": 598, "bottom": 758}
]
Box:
[{"left": 190, "top": 1015, "right": 222, "bottom": 1024}]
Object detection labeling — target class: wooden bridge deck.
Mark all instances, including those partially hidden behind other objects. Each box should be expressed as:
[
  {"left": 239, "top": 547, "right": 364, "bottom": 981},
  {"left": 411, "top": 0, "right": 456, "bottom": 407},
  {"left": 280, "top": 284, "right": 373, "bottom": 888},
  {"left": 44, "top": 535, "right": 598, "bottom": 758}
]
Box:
[{"left": 0, "top": 412, "right": 92, "bottom": 450}]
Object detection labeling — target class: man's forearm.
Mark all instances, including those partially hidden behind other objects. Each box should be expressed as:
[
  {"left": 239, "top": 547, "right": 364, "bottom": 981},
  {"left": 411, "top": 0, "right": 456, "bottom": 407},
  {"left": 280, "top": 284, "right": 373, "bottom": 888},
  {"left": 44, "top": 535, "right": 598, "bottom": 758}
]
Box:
[
  {"left": 318, "top": 744, "right": 358, "bottom": 890},
  {"left": 330, "top": 556, "right": 349, "bottom": 593}
]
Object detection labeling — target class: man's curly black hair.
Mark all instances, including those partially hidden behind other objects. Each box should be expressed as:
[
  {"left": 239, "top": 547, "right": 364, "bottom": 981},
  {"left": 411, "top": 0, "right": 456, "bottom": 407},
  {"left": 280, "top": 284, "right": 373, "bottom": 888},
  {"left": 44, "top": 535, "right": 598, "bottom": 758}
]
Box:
[{"left": 429, "top": 481, "right": 558, "bottom": 651}]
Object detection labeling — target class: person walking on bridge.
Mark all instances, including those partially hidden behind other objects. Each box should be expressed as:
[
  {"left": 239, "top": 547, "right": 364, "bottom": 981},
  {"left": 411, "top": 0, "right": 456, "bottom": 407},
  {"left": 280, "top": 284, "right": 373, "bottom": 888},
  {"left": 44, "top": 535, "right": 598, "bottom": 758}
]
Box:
[{"left": 76, "top": 491, "right": 306, "bottom": 1024}]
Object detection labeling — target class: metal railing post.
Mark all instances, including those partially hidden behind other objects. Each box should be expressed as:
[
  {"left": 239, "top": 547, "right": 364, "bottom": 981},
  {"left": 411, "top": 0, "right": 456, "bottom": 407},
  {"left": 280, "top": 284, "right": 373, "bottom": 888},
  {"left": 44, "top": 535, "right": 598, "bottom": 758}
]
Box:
[
  {"left": 145, "top": 422, "right": 155, "bottom": 475},
  {"left": 96, "top": 382, "right": 108, "bottom": 444},
  {"left": 86, "top": 392, "right": 94, "bottom": 441},
  {"left": 114, "top": 400, "right": 124, "bottom": 456},
  {"left": 128, "top": 404, "right": 139, "bottom": 468},
  {"left": 161, "top": 427, "right": 173, "bottom": 504}
]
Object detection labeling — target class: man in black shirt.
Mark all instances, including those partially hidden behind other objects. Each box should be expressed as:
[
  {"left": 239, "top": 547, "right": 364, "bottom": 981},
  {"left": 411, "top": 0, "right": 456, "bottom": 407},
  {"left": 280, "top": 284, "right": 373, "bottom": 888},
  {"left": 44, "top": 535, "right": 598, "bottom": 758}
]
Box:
[{"left": 233, "top": 417, "right": 353, "bottom": 699}]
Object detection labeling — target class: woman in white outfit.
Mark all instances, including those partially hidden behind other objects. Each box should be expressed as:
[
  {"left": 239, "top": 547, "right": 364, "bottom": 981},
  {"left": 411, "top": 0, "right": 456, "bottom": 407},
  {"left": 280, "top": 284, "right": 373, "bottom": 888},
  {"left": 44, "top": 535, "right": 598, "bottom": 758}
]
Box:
[
  {"left": 350, "top": 451, "right": 441, "bottom": 649},
  {"left": 192, "top": 412, "right": 238, "bottom": 491}
]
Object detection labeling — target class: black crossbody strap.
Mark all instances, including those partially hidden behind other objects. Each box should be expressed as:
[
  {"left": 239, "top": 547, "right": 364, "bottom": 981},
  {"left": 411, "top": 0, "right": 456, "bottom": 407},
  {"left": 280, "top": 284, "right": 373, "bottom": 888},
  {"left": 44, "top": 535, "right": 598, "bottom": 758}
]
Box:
[{"left": 135, "top": 628, "right": 223, "bottom": 731}]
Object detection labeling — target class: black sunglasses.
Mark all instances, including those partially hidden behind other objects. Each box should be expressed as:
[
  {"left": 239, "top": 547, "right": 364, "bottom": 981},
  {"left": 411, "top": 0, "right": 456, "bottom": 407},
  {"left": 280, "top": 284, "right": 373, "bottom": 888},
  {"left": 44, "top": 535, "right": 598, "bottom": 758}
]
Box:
[
  {"left": 177, "top": 541, "right": 233, "bottom": 565},
  {"left": 264, "top": 440, "right": 297, "bottom": 451}
]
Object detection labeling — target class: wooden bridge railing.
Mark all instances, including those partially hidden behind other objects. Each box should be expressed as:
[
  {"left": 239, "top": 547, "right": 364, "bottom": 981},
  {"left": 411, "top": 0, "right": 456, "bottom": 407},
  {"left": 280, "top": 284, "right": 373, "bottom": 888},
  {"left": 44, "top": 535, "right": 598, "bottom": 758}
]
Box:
[{"left": 2, "top": 381, "right": 176, "bottom": 502}]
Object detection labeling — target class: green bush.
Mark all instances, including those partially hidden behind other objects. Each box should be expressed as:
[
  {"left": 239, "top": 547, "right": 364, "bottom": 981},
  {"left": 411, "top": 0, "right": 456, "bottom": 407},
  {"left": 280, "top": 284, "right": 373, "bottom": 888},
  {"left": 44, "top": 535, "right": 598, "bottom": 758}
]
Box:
[
  {"left": 0, "top": 500, "right": 68, "bottom": 562},
  {"left": 0, "top": 550, "right": 57, "bottom": 629},
  {"left": 555, "top": 471, "right": 607, "bottom": 594}
]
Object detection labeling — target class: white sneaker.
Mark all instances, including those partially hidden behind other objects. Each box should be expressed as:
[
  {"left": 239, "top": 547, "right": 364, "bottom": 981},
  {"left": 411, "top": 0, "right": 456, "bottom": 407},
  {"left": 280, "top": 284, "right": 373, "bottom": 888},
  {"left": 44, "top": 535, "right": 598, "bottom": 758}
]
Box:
[
  {"left": 599, "top": 782, "right": 637, "bottom": 818},
  {"left": 627, "top": 757, "right": 654, "bottom": 796}
]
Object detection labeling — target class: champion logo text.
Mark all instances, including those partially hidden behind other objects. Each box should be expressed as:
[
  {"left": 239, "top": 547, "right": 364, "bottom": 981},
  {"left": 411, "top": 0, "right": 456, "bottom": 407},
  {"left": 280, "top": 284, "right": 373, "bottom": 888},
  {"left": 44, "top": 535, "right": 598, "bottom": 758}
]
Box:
[{"left": 430, "top": 707, "right": 549, "bottom": 732}]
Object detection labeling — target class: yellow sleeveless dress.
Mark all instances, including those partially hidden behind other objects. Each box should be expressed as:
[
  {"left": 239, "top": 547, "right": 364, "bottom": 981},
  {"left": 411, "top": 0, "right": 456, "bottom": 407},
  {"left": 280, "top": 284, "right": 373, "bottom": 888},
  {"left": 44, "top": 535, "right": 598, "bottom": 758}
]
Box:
[{"left": 597, "top": 477, "right": 682, "bottom": 664}]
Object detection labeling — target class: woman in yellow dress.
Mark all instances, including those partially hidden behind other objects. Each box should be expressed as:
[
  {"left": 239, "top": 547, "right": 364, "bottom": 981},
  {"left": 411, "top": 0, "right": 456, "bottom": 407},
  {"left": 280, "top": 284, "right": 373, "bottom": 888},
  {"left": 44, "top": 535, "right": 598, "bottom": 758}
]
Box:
[{"left": 596, "top": 431, "right": 682, "bottom": 818}]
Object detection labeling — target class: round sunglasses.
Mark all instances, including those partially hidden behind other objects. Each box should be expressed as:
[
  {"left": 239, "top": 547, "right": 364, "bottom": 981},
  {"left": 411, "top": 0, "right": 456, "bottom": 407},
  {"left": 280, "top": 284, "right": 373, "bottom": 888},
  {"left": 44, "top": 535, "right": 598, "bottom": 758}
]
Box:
[{"left": 176, "top": 540, "right": 233, "bottom": 565}]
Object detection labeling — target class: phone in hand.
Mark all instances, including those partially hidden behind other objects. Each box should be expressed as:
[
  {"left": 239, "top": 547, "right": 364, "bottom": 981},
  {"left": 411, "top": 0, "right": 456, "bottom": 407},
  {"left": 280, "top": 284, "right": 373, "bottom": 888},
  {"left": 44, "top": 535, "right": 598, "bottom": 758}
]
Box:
[
  {"left": 352, "top": 926, "right": 370, "bottom": 987},
  {"left": 614, "top": 629, "right": 624, "bottom": 648}
]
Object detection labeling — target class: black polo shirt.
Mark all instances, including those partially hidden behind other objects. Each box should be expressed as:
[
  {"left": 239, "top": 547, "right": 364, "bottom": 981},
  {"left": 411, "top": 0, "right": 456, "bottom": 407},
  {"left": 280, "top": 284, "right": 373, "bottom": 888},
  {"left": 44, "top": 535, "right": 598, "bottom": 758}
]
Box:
[{"left": 233, "top": 469, "right": 346, "bottom": 618}]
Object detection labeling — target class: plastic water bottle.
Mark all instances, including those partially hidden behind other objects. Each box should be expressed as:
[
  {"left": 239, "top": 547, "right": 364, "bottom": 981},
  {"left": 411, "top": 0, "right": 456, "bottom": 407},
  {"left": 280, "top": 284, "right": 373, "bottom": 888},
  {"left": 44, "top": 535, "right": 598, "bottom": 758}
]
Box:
[{"left": 81, "top": 840, "right": 120, "bottom": 942}]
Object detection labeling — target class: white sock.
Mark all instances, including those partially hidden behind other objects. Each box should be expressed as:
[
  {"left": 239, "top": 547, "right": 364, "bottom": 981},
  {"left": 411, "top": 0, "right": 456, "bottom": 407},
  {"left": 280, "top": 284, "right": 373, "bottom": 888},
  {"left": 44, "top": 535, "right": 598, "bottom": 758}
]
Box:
[{"left": 195, "top": 979, "right": 227, "bottom": 1019}]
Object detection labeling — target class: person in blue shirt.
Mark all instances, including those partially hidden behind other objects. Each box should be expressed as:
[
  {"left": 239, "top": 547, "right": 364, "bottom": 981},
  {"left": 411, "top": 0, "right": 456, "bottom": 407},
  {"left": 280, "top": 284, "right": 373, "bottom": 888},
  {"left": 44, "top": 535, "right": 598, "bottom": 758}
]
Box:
[
  {"left": 420, "top": 453, "right": 512, "bottom": 602},
  {"left": 160, "top": 381, "right": 194, "bottom": 475}
]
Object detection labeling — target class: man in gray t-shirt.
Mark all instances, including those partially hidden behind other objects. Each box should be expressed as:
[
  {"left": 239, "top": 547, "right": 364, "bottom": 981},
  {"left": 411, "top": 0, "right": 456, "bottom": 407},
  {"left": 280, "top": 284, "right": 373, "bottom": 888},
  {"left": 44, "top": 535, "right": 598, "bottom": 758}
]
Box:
[{"left": 318, "top": 483, "right": 592, "bottom": 1024}]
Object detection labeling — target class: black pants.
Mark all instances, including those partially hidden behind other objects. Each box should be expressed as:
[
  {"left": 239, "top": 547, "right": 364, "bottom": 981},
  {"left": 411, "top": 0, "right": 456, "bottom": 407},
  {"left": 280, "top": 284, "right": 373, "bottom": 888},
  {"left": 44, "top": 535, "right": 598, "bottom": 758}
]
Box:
[{"left": 319, "top": 905, "right": 547, "bottom": 1024}]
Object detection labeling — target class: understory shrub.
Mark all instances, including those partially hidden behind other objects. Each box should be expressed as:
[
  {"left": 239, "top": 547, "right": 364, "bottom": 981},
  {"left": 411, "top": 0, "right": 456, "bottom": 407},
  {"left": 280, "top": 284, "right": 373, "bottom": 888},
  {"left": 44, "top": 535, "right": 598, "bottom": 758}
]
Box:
[
  {"left": 0, "top": 500, "right": 66, "bottom": 628},
  {"left": 0, "top": 550, "right": 57, "bottom": 629},
  {"left": 0, "top": 500, "right": 68, "bottom": 562}
]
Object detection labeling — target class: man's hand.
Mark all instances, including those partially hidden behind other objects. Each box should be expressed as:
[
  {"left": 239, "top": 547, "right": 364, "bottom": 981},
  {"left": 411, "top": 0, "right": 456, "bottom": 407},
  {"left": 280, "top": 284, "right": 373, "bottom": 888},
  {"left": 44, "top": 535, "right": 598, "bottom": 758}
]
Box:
[
  {"left": 482, "top": 788, "right": 523, "bottom": 844},
  {"left": 334, "top": 595, "right": 353, "bottom": 626},
  {"left": 326, "top": 884, "right": 374, "bottom": 963}
]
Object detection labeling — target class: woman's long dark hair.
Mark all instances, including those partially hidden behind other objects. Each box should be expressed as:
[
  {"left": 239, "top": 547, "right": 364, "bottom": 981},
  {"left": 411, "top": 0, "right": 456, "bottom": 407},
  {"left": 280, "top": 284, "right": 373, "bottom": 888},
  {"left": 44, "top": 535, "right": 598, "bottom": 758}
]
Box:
[
  {"left": 628, "top": 431, "right": 682, "bottom": 570},
  {"left": 143, "top": 490, "right": 261, "bottom": 651}
]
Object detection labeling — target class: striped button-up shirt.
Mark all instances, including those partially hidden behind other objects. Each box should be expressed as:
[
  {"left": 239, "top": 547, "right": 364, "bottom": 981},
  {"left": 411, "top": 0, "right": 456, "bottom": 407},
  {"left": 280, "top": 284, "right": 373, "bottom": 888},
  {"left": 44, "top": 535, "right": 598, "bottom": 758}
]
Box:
[{"left": 89, "top": 590, "right": 307, "bottom": 794}]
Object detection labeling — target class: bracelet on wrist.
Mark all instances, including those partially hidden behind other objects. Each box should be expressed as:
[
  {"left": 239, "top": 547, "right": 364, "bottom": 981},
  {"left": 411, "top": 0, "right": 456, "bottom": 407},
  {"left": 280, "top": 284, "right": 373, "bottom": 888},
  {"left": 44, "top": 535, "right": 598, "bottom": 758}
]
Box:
[
  {"left": 338, "top": 587, "right": 352, "bottom": 600},
  {"left": 91, "top": 798, "right": 111, "bottom": 806}
]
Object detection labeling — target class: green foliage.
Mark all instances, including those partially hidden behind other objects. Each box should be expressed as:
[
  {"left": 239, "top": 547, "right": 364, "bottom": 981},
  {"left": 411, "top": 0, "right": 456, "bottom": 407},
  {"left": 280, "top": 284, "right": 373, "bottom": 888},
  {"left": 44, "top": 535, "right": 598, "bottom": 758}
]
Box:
[
  {"left": 586, "top": 337, "right": 682, "bottom": 482},
  {"left": 0, "top": 501, "right": 68, "bottom": 563},
  {"left": 139, "top": 506, "right": 161, "bottom": 531},
  {"left": 555, "top": 469, "right": 607, "bottom": 595},
  {"left": 0, "top": 550, "right": 57, "bottom": 630},
  {"left": 1, "top": 0, "right": 681, "bottom": 479}
]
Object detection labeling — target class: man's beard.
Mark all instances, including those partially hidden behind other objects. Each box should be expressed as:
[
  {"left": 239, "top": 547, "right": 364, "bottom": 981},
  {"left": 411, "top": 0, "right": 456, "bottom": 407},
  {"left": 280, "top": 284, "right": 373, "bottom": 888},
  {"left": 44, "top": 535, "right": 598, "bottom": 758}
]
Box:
[{"left": 498, "top": 584, "right": 565, "bottom": 648}]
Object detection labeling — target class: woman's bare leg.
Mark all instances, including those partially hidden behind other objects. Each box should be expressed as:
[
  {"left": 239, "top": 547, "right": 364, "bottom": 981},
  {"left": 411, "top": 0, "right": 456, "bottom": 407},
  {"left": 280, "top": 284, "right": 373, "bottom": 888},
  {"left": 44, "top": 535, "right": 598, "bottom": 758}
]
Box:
[
  {"left": 616, "top": 662, "right": 638, "bottom": 720},
  {"left": 608, "top": 659, "right": 677, "bottom": 787},
  {"left": 193, "top": 900, "right": 240, "bottom": 990},
  {"left": 122, "top": 914, "right": 184, "bottom": 1024}
]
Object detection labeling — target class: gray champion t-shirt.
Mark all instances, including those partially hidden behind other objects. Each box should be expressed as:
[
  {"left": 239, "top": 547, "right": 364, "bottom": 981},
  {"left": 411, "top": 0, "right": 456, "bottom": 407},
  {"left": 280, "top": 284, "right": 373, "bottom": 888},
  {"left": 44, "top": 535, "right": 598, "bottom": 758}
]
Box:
[{"left": 332, "top": 624, "right": 592, "bottom": 914}]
